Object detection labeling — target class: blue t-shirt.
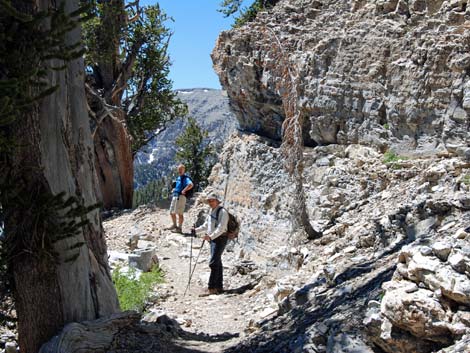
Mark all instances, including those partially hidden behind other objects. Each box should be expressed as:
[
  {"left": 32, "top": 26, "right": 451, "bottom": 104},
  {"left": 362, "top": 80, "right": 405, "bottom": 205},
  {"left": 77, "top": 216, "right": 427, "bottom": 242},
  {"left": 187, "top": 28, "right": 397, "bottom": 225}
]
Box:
[{"left": 173, "top": 174, "right": 193, "bottom": 197}]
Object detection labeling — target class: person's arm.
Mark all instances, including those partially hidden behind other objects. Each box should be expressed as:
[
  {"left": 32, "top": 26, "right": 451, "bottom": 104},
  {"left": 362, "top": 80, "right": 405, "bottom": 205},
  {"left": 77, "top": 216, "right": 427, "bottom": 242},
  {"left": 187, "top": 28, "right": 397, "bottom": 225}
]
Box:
[
  {"left": 194, "top": 216, "right": 208, "bottom": 235},
  {"left": 208, "top": 208, "right": 228, "bottom": 240},
  {"left": 181, "top": 178, "right": 193, "bottom": 195}
]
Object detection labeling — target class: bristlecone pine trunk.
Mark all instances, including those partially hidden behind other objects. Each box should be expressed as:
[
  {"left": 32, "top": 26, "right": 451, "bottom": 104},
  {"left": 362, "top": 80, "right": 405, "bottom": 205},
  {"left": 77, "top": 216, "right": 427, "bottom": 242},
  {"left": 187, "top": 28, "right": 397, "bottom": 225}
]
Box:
[
  {"left": 93, "top": 109, "right": 134, "bottom": 210},
  {"left": 90, "top": 0, "right": 133, "bottom": 210},
  {"left": 4, "top": 1, "right": 120, "bottom": 352}
]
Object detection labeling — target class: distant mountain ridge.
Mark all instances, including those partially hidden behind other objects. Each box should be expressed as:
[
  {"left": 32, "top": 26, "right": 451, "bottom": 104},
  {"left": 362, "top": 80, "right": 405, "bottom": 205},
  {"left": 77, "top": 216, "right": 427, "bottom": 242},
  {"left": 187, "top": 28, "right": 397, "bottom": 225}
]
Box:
[{"left": 134, "top": 88, "right": 239, "bottom": 189}]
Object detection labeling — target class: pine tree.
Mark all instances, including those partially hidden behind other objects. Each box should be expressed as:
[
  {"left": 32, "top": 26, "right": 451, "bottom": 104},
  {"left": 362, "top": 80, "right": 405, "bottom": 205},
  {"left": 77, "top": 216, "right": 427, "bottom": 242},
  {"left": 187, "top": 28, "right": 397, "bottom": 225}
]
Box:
[
  {"left": 0, "top": 1, "right": 119, "bottom": 351},
  {"left": 82, "top": 1, "right": 187, "bottom": 209},
  {"left": 218, "top": 0, "right": 279, "bottom": 26},
  {"left": 175, "top": 118, "right": 215, "bottom": 191}
]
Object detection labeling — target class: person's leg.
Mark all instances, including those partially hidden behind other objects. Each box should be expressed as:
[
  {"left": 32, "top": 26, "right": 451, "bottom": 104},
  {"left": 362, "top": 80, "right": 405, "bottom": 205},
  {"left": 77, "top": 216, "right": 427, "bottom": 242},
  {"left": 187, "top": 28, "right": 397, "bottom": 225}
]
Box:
[
  {"left": 167, "top": 197, "right": 178, "bottom": 229},
  {"left": 171, "top": 196, "right": 186, "bottom": 233},
  {"left": 208, "top": 240, "right": 217, "bottom": 289},
  {"left": 208, "top": 237, "right": 227, "bottom": 291},
  {"left": 178, "top": 214, "right": 184, "bottom": 228}
]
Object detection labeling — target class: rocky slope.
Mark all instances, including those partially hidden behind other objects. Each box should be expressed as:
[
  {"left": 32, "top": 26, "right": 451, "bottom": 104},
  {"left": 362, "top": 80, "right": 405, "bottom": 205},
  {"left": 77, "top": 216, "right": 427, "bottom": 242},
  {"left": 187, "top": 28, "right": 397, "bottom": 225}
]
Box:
[
  {"left": 134, "top": 88, "right": 238, "bottom": 188},
  {"left": 35, "top": 133, "right": 470, "bottom": 352},
  {"left": 212, "top": 0, "right": 470, "bottom": 158},
  {"left": 203, "top": 132, "right": 470, "bottom": 352},
  {"left": 206, "top": 0, "right": 470, "bottom": 351}
]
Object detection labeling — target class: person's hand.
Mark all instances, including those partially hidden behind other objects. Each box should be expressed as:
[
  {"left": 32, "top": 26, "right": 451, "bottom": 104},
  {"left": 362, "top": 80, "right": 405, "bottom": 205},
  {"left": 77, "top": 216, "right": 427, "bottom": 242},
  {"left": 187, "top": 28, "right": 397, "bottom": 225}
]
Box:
[{"left": 203, "top": 235, "right": 211, "bottom": 241}]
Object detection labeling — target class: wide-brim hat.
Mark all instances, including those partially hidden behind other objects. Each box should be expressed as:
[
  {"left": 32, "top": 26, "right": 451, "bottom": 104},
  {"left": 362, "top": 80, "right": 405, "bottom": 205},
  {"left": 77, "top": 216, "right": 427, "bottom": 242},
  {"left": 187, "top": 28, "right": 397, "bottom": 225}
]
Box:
[
  {"left": 206, "top": 192, "right": 221, "bottom": 201},
  {"left": 199, "top": 188, "right": 221, "bottom": 204}
]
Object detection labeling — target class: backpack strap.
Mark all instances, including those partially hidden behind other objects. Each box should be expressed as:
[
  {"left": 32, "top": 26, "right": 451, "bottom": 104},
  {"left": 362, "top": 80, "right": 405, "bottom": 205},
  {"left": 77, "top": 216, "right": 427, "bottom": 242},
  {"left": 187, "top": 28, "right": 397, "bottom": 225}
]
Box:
[{"left": 212, "top": 206, "right": 224, "bottom": 226}]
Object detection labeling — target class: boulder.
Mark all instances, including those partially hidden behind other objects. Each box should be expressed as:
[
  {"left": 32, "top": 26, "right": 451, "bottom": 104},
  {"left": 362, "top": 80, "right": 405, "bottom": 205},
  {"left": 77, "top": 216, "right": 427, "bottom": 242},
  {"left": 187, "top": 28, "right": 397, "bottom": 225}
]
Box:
[
  {"left": 128, "top": 248, "right": 158, "bottom": 272},
  {"left": 432, "top": 241, "right": 453, "bottom": 261},
  {"left": 380, "top": 282, "right": 452, "bottom": 343}
]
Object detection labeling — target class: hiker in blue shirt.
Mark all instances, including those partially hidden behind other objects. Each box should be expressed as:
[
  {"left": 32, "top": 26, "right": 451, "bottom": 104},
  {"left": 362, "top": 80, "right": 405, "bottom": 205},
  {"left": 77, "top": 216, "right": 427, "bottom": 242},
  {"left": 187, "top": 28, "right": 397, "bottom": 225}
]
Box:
[{"left": 167, "top": 164, "right": 193, "bottom": 233}]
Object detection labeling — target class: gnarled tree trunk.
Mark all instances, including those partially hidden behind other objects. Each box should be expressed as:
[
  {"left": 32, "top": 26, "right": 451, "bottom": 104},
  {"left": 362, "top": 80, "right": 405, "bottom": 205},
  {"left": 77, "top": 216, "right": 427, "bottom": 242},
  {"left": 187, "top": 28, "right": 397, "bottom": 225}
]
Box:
[
  {"left": 89, "top": 0, "right": 134, "bottom": 210},
  {"left": 4, "top": 0, "right": 120, "bottom": 351},
  {"left": 94, "top": 112, "right": 134, "bottom": 210}
]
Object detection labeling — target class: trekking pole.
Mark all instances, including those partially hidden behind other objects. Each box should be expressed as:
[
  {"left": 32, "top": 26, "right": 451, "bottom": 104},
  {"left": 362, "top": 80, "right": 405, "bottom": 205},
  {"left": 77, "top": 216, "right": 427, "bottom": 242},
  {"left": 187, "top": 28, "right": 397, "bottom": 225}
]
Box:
[
  {"left": 188, "top": 225, "right": 195, "bottom": 291},
  {"left": 183, "top": 239, "right": 205, "bottom": 297}
]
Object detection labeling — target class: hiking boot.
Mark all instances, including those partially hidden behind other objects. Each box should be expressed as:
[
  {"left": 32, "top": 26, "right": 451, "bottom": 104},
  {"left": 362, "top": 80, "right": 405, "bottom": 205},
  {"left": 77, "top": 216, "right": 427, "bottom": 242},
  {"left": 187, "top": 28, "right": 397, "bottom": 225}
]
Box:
[
  {"left": 165, "top": 224, "right": 177, "bottom": 231},
  {"left": 213, "top": 288, "right": 224, "bottom": 295},
  {"left": 198, "top": 288, "right": 220, "bottom": 297},
  {"left": 171, "top": 226, "right": 182, "bottom": 234},
  {"left": 199, "top": 288, "right": 218, "bottom": 297}
]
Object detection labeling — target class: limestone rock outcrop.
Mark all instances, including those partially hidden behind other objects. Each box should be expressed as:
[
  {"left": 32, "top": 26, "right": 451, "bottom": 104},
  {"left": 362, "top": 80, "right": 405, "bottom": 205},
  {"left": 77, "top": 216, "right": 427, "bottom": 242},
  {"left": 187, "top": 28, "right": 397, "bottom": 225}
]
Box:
[
  {"left": 211, "top": 2, "right": 470, "bottom": 350},
  {"left": 205, "top": 131, "right": 470, "bottom": 352},
  {"left": 366, "top": 231, "right": 470, "bottom": 352},
  {"left": 212, "top": 0, "right": 470, "bottom": 157}
]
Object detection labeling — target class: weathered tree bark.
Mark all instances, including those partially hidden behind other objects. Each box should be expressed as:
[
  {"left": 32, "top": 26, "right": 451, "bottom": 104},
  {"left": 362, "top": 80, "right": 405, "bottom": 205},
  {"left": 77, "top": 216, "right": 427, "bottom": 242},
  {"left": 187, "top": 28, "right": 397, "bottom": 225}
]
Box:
[
  {"left": 39, "top": 312, "right": 141, "bottom": 353},
  {"left": 4, "top": 1, "right": 120, "bottom": 351},
  {"left": 90, "top": 0, "right": 134, "bottom": 210},
  {"left": 94, "top": 113, "right": 134, "bottom": 210}
]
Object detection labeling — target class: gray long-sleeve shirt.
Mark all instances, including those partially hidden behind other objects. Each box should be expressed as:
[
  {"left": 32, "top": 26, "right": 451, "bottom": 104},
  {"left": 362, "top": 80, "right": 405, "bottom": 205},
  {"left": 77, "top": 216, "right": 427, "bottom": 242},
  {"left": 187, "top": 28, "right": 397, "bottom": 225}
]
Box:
[{"left": 195, "top": 206, "right": 228, "bottom": 240}]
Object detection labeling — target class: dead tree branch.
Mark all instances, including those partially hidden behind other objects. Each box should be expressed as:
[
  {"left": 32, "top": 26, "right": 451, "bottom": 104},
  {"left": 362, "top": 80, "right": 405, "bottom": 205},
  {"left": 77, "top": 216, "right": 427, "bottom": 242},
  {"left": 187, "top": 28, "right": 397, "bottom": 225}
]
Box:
[{"left": 260, "top": 25, "right": 321, "bottom": 240}]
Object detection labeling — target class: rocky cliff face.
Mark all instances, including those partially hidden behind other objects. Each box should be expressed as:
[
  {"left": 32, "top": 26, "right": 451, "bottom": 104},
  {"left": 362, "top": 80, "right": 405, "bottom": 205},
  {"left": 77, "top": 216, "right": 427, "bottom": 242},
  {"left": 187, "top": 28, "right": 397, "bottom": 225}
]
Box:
[
  {"left": 212, "top": 0, "right": 470, "bottom": 157},
  {"left": 208, "top": 133, "right": 470, "bottom": 352},
  {"left": 209, "top": 1, "right": 470, "bottom": 351}
]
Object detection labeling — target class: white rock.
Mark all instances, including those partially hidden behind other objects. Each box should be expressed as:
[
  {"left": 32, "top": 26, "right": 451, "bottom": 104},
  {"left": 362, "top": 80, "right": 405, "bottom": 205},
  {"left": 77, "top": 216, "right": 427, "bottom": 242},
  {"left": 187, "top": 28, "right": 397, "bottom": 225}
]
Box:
[
  {"left": 432, "top": 241, "right": 453, "bottom": 261},
  {"left": 5, "top": 342, "right": 17, "bottom": 353},
  {"left": 438, "top": 221, "right": 456, "bottom": 233},
  {"left": 436, "top": 266, "right": 470, "bottom": 305},
  {"left": 420, "top": 246, "right": 433, "bottom": 256},
  {"left": 108, "top": 250, "right": 130, "bottom": 262},
  {"left": 128, "top": 248, "right": 158, "bottom": 272},
  {"left": 300, "top": 247, "right": 310, "bottom": 258},
  {"left": 448, "top": 252, "right": 467, "bottom": 273},
  {"left": 272, "top": 284, "right": 295, "bottom": 302},
  {"left": 137, "top": 239, "right": 155, "bottom": 249},
  {"left": 448, "top": 322, "right": 468, "bottom": 336},
  {"left": 381, "top": 284, "right": 450, "bottom": 341},
  {"left": 454, "top": 228, "right": 469, "bottom": 239},
  {"left": 258, "top": 307, "right": 277, "bottom": 318},
  {"left": 116, "top": 266, "right": 142, "bottom": 280},
  {"left": 407, "top": 251, "right": 441, "bottom": 275}
]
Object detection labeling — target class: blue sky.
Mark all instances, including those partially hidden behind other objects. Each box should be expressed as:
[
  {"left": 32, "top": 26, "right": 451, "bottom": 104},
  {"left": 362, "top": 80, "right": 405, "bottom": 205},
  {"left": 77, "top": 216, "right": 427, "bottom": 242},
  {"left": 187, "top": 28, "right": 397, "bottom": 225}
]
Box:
[{"left": 141, "top": 1, "right": 242, "bottom": 90}]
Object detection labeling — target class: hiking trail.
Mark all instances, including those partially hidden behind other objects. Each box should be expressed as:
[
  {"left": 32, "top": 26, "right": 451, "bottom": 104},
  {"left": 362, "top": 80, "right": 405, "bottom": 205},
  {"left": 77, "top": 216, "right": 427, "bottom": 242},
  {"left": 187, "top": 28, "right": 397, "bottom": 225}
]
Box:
[{"left": 104, "top": 204, "right": 268, "bottom": 352}]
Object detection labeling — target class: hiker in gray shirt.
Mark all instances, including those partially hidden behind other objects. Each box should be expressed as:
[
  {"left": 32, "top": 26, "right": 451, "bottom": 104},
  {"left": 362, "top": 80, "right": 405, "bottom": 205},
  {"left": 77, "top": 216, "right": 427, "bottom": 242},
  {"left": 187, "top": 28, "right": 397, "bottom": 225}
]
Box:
[{"left": 194, "top": 192, "right": 229, "bottom": 296}]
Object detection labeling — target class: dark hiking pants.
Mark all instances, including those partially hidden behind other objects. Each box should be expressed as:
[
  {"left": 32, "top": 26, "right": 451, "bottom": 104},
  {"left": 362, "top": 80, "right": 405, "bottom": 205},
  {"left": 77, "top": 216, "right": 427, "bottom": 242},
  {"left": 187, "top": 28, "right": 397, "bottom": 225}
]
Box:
[{"left": 208, "top": 235, "right": 228, "bottom": 290}]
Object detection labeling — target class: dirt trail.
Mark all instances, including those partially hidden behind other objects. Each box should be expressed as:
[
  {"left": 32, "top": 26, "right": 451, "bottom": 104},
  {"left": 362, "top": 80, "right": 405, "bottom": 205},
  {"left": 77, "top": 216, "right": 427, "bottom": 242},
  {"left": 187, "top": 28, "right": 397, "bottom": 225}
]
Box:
[{"left": 104, "top": 205, "right": 263, "bottom": 352}]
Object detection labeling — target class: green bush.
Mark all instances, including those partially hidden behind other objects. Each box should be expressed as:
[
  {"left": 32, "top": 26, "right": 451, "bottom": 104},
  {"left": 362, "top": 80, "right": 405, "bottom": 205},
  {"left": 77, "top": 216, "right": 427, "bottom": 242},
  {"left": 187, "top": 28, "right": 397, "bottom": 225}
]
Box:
[
  {"left": 463, "top": 174, "right": 470, "bottom": 186},
  {"left": 382, "top": 150, "right": 408, "bottom": 170},
  {"left": 382, "top": 150, "right": 407, "bottom": 164},
  {"left": 219, "top": 0, "right": 279, "bottom": 27},
  {"left": 112, "top": 265, "right": 164, "bottom": 312}
]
